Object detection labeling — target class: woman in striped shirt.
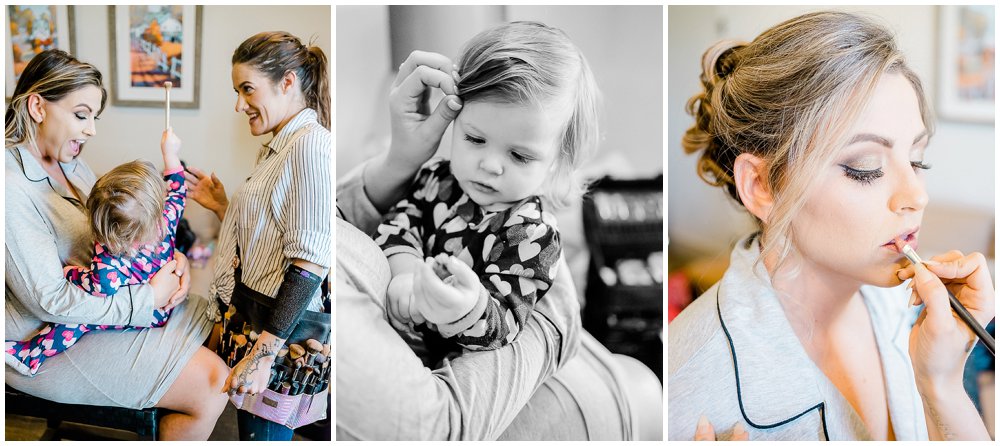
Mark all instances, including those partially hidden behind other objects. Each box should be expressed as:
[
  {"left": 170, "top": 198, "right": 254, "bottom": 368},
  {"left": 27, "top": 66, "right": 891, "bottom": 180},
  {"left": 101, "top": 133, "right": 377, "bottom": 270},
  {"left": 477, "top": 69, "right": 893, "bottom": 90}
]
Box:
[{"left": 185, "top": 31, "right": 331, "bottom": 441}]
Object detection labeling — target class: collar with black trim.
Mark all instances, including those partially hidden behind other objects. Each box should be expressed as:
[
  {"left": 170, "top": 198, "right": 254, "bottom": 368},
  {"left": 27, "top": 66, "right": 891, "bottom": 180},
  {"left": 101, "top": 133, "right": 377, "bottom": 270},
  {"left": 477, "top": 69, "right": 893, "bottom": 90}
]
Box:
[
  {"left": 716, "top": 233, "right": 830, "bottom": 438},
  {"left": 9, "top": 145, "right": 89, "bottom": 205}
]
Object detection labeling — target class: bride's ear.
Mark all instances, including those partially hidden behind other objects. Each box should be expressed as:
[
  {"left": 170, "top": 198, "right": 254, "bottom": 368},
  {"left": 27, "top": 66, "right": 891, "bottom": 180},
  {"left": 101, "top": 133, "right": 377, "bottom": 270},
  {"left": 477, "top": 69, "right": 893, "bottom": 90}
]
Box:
[
  {"left": 27, "top": 94, "right": 45, "bottom": 124},
  {"left": 733, "top": 152, "right": 774, "bottom": 224}
]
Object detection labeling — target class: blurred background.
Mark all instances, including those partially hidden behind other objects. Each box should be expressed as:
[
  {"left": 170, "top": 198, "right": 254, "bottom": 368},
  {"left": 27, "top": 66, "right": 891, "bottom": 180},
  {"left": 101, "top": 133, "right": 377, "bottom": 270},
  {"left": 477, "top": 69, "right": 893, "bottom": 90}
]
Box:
[
  {"left": 667, "top": 5, "right": 994, "bottom": 436},
  {"left": 337, "top": 5, "right": 665, "bottom": 379},
  {"left": 4, "top": 4, "right": 330, "bottom": 441}
]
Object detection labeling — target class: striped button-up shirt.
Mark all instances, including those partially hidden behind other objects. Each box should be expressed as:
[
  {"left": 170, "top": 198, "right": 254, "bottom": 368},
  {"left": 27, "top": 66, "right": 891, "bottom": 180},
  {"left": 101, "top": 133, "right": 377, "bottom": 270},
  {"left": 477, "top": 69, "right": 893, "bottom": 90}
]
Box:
[{"left": 209, "top": 108, "right": 332, "bottom": 319}]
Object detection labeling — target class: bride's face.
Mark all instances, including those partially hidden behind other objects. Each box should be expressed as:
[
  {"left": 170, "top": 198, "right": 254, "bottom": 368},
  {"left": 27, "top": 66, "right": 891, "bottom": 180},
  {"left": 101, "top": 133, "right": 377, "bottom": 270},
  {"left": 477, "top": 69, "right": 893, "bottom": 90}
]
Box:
[{"left": 789, "top": 73, "right": 929, "bottom": 287}]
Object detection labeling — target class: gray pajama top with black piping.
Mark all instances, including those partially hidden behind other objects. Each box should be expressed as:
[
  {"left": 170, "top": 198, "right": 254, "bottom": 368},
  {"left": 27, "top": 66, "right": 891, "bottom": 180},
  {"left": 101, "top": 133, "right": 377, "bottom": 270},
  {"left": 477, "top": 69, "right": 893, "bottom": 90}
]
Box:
[
  {"left": 668, "top": 234, "right": 928, "bottom": 440},
  {"left": 5, "top": 145, "right": 212, "bottom": 409}
]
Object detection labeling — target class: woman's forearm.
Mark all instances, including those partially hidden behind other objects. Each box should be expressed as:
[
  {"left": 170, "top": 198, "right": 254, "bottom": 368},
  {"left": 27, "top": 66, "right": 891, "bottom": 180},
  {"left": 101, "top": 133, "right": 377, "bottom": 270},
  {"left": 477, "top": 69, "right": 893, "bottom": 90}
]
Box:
[
  {"left": 919, "top": 380, "right": 991, "bottom": 440},
  {"left": 361, "top": 151, "right": 422, "bottom": 213}
]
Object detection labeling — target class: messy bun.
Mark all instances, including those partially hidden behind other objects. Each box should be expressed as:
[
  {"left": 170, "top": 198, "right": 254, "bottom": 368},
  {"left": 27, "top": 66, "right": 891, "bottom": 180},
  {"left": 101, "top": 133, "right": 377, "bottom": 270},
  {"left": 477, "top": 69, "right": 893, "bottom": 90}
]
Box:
[
  {"left": 681, "top": 11, "right": 933, "bottom": 265},
  {"left": 682, "top": 39, "right": 747, "bottom": 203}
]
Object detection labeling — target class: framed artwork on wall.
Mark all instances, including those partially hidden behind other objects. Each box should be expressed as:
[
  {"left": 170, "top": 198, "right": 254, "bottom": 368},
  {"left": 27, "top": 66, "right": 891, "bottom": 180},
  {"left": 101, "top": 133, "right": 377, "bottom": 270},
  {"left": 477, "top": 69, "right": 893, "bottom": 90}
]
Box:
[
  {"left": 109, "top": 5, "right": 201, "bottom": 108},
  {"left": 5, "top": 5, "right": 75, "bottom": 99},
  {"left": 937, "top": 5, "right": 995, "bottom": 123}
]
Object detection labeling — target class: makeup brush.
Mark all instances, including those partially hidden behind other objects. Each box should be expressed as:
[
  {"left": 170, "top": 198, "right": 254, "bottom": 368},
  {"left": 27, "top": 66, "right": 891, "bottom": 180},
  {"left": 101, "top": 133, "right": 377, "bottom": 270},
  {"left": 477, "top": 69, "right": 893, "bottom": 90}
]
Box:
[
  {"left": 899, "top": 241, "right": 995, "bottom": 355},
  {"left": 289, "top": 343, "right": 305, "bottom": 367},
  {"left": 163, "top": 81, "right": 172, "bottom": 129}
]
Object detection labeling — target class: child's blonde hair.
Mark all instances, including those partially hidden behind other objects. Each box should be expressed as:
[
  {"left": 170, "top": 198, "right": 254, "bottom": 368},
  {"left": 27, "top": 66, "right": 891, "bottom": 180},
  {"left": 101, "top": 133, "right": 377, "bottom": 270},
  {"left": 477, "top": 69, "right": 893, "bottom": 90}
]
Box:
[
  {"left": 87, "top": 160, "right": 165, "bottom": 256},
  {"left": 456, "top": 21, "right": 601, "bottom": 208}
]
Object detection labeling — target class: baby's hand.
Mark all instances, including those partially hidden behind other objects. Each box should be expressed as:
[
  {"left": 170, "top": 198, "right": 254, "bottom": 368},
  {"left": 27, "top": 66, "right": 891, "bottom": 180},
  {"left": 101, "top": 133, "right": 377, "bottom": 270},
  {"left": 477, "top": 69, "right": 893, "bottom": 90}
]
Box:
[
  {"left": 161, "top": 128, "right": 182, "bottom": 171},
  {"left": 413, "top": 255, "right": 480, "bottom": 325},
  {"left": 429, "top": 253, "right": 454, "bottom": 283},
  {"left": 386, "top": 273, "right": 425, "bottom": 330}
]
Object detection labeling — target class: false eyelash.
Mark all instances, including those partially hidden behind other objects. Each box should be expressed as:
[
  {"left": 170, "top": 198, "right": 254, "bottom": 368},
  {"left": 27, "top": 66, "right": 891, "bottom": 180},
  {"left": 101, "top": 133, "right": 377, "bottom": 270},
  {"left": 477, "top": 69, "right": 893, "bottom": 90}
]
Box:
[
  {"left": 840, "top": 164, "right": 883, "bottom": 185},
  {"left": 911, "top": 161, "right": 932, "bottom": 170}
]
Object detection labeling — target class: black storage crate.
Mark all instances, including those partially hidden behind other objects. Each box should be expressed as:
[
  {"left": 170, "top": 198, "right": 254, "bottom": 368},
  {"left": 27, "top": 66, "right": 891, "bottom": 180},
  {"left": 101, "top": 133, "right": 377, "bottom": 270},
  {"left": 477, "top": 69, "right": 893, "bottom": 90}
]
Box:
[{"left": 581, "top": 175, "right": 663, "bottom": 380}]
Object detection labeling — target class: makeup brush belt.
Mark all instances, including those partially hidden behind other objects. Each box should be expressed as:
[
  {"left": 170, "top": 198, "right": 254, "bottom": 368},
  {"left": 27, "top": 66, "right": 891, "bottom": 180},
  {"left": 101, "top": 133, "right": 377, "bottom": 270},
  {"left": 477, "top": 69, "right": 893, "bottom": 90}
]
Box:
[
  {"left": 230, "top": 281, "right": 331, "bottom": 346},
  {"left": 217, "top": 283, "right": 331, "bottom": 428},
  {"left": 227, "top": 241, "right": 331, "bottom": 346}
]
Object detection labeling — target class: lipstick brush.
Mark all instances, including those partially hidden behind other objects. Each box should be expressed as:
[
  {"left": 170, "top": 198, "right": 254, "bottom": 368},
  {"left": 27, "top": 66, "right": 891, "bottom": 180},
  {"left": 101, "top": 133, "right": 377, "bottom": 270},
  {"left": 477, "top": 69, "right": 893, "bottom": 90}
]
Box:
[{"left": 899, "top": 241, "right": 995, "bottom": 356}]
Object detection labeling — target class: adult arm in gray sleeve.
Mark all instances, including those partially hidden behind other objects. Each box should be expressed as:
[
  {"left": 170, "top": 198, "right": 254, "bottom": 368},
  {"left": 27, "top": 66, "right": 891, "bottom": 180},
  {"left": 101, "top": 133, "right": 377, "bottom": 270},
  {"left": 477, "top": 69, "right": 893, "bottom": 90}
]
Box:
[{"left": 5, "top": 183, "right": 156, "bottom": 327}]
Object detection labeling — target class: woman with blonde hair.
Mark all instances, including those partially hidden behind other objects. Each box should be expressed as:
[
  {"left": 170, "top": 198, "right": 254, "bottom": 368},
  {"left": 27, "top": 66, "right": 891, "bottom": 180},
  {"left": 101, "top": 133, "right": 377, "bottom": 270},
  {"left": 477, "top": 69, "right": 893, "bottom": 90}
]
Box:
[
  {"left": 668, "top": 11, "right": 993, "bottom": 440},
  {"left": 5, "top": 50, "right": 228, "bottom": 440}
]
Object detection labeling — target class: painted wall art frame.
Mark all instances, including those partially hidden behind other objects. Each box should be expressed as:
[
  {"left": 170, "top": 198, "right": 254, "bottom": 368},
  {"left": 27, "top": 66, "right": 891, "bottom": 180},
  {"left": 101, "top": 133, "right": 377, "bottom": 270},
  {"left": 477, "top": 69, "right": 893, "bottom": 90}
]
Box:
[
  {"left": 5, "top": 5, "right": 75, "bottom": 100},
  {"left": 109, "top": 5, "right": 201, "bottom": 108},
  {"left": 937, "top": 5, "right": 995, "bottom": 123}
]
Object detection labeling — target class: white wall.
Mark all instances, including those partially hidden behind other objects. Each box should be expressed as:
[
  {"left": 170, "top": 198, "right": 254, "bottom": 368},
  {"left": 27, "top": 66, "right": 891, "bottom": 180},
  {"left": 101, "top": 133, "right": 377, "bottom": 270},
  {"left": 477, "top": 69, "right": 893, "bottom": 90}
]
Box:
[
  {"left": 336, "top": 5, "right": 664, "bottom": 180},
  {"left": 668, "top": 5, "right": 995, "bottom": 258},
  {"left": 70, "top": 5, "right": 330, "bottom": 206}
]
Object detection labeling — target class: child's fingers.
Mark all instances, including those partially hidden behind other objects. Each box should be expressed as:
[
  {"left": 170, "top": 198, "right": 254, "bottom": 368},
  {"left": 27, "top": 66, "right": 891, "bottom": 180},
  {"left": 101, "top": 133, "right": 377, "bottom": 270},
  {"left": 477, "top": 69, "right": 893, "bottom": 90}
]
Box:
[
  {"left": 211, "top": 172, "right": 223, "bottom": 187},
  {"left": 445, "top": 256, "right": 478, "bottom": 288},
  {"left": 415, "top": 261, "right": 449, "bottom": 297}
]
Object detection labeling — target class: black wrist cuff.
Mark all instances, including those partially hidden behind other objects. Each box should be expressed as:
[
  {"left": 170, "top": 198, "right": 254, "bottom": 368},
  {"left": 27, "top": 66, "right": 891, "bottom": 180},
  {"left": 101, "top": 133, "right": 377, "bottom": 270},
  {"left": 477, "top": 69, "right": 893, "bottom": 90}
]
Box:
[{"left": 265, "top": 265, "right": 323, "bottom": 339}]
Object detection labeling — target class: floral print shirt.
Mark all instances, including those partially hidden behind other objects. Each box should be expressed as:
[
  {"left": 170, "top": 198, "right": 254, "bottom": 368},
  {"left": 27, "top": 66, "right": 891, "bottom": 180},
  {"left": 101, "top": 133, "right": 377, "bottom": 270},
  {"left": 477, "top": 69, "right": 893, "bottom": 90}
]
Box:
[
  {"left": 375, "top": 159, "right": 561, "bottom": 350},
  {"left": 64, "top": 167, "right": 186, "bottom": 297}
]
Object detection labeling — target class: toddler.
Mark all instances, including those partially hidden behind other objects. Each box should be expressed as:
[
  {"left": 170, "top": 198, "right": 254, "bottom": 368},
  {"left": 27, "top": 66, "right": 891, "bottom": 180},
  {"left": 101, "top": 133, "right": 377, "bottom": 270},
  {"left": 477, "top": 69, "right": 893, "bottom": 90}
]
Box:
[
  {"left": 374, "top": 21, "right": 600, "bottom": 351},
  {"left": 6, "top": 129, "right": 187, "bottom": 375}
]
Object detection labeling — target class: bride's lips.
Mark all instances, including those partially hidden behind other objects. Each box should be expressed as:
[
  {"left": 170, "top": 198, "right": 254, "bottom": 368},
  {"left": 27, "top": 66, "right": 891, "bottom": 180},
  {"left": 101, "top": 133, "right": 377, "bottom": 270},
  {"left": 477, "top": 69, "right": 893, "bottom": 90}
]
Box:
[{"left": 883, "top": 227, "right": 919, "bottom": 253}]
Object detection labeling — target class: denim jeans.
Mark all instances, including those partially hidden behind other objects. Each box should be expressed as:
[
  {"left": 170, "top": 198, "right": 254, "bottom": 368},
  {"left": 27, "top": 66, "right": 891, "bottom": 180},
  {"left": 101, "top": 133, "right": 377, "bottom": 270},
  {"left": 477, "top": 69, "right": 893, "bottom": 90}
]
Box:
[{"left": 237, "top": 410, "right": 294, "bottom": 441}]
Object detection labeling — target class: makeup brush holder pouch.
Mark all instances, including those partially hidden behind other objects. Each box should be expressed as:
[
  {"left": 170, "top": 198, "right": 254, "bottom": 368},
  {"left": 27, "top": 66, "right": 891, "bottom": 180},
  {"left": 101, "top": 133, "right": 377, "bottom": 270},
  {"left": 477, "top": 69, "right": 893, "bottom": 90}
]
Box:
[
  {"left": 215, "top": 243, "right": 331, "bottom": 427},
  {"left": 229, "top": 386, "right": 329, "bottom": 429}
]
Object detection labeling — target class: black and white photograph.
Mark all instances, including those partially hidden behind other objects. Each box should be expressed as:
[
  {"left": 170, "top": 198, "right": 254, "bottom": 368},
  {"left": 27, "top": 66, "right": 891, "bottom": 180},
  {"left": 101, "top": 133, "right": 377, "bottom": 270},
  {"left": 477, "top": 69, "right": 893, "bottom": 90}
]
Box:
[{"left": 336, "top": 4, "right": 664, "bottom": 441}]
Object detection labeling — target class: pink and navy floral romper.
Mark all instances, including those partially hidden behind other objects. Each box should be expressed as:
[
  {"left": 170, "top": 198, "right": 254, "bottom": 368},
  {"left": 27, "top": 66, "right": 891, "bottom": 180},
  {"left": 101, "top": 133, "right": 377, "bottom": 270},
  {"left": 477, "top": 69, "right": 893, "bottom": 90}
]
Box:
[
  {"left": 6, "top": 167, "right": 186, "bottom": 375},
  {"left": 374, "top": 159, "right": 561, "bottom": 351}
]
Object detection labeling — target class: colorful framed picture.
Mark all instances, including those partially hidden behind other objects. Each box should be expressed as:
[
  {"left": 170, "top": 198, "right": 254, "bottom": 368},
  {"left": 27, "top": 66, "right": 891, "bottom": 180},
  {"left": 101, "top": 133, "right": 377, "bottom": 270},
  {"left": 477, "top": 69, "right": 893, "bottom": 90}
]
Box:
[
  {"left": 937, "top": 5, "right": 995, "bottom": 123},
  {"left": 109, "top": 5, "right": 201, "bottom": 108},
  {"left": 5, "top": 5, "right": 75, "bottom": 99}
]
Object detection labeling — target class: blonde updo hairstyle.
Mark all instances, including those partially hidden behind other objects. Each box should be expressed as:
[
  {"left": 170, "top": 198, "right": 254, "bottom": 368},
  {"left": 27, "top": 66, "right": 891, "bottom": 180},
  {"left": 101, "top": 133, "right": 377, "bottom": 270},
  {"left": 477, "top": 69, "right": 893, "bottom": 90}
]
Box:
[
  {"left": 88, "top": 160, "right": 166, "bottom": 257},
  {"left": 683, "top": 11, "right": 933, "bottom": 266},
  {"left": 456, "top": 21, "right": 601, "bottom": 208}
]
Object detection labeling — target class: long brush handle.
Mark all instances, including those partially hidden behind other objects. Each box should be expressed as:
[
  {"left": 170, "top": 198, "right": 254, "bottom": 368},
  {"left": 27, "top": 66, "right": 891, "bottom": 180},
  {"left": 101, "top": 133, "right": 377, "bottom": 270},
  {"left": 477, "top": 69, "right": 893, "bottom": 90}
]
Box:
[
  {"left": 947, "top": 289, "right": 995, "bottom": 355},
  {"left": 164, "top": 81, "right": 172, "bottom": 129}
]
